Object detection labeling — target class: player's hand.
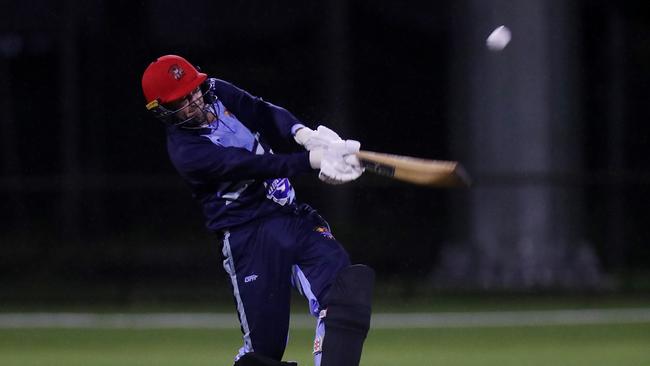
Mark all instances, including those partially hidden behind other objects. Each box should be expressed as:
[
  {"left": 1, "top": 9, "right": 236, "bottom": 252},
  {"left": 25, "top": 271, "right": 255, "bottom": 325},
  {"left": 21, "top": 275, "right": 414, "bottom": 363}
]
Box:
[
  {"left": 294, "top": 125, "right": 342, "bottom": 151},
  {"left": 318, "top": 140, "right": 364, "bottom": 184}
]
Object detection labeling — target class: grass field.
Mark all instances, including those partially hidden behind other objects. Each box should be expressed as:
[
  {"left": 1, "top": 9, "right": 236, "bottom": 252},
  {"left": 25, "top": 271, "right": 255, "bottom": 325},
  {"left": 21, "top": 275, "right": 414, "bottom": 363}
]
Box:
[
  {"left": 1, "top": 322, "right": 649, "bottom": 366},
  {"left": 3, "top": 294, "right": 650, "bottom": 365}
]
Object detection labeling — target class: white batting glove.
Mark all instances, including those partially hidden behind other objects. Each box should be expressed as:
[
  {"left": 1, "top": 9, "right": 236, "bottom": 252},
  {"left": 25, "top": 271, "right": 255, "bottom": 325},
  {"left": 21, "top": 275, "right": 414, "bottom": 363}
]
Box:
[
  {"left": 294, "top": 125, "right": 342, "bottom": 151},
  {"left": 318, "top": 140, "right": 364, "bottom": 184}
]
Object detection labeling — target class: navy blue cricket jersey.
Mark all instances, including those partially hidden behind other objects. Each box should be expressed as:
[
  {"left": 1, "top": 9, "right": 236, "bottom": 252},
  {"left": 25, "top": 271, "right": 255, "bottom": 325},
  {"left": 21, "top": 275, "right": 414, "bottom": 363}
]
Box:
[{"left": 166, "top": 78, "right": 312, "bottom": 231}]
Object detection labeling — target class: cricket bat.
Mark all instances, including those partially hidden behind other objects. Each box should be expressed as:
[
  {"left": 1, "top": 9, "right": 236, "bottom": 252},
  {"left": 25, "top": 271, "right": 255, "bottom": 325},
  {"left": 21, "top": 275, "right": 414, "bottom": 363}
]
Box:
[{"left": 356, "top": 150, "right": 471, "bottom": 188}]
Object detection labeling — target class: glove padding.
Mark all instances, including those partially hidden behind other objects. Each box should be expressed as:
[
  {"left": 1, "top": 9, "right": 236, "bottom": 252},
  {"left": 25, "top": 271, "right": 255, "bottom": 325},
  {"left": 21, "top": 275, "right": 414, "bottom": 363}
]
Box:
[
  {"left": 319, "top": 140, "right": 364, "bottom": 185},
  {"left": 294, "top": 125, "right": 342, "bottom": 151}
]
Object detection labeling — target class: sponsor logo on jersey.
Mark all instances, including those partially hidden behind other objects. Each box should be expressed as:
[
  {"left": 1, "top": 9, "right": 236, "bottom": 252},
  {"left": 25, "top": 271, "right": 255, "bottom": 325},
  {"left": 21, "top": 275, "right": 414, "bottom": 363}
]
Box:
[
  {"left": 168, "top": 64, "right": 185, "bottom": 80},
  {"left": 265, "top": 178, "right": 295, "bottom": 206},
  {"left": 244, "top": 274, "right": 258, "bottom": 283},
  {"left": 314, "top": 226, "right": 334, "bottom": 240}
]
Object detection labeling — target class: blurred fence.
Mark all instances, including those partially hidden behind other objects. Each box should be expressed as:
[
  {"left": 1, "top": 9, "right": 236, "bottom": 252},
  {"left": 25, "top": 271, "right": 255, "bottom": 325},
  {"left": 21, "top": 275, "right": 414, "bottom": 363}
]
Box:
[{"left": 2, "top": 0, "right": 650, "bottom": 304}]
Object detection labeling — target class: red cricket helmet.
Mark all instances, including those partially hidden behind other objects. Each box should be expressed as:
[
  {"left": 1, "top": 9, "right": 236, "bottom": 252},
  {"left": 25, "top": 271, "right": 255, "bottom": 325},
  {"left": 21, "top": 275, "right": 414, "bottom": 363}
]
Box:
[{"left": 141, "top": 54, "right": 207, "bottom": 106}]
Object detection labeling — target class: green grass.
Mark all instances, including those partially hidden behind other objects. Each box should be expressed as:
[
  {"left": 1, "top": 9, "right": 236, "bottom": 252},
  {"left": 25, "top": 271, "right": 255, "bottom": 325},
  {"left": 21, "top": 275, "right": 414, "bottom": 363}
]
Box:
[
  {"left": 4, "top": 292, "right": 650, "bottom": 313},
  {"left": 1, "top": 323, "right": 649, "bottom": 366}
]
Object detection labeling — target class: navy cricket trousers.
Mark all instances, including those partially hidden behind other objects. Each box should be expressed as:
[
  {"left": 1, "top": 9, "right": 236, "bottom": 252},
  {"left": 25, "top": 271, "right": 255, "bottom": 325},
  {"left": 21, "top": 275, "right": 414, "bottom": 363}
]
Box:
[{"left": 220, "top": 204, "right": 351, "bottom": 363}]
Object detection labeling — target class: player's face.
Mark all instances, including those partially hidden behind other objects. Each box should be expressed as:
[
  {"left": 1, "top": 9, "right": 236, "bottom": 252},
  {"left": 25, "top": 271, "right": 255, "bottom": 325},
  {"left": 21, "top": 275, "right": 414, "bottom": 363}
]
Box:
[{"left": 167, "top": 87, "right": 214, "bottom": 125}]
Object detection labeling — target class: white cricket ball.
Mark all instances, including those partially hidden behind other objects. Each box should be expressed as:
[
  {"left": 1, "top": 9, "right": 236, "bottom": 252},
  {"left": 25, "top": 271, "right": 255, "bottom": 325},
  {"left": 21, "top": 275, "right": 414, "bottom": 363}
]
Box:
[{"left": 486, "top": 25, "right": 511, "bottom": 51}]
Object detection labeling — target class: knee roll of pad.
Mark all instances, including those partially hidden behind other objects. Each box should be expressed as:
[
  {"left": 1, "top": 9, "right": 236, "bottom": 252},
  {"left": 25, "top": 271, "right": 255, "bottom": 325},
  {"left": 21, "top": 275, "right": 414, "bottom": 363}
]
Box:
[
  {"left": 324, "top": 264, "right": 374, "bottom": 333},
  {"left": 321, "top": 264, "right": 375, "bottom": 366}
]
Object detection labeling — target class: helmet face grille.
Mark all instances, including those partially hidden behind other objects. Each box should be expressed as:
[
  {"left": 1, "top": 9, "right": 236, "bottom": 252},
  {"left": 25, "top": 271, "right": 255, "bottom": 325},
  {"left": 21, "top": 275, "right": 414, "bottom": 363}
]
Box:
[{"left": 146, "top": 84, "right": 217, "bottom": 128}]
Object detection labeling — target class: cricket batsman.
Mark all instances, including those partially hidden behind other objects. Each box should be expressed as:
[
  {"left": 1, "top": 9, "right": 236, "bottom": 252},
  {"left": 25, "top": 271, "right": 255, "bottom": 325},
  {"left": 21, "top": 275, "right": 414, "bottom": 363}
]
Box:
[{"left": 141, "top": 55, "right": 374, "bottom": 366}]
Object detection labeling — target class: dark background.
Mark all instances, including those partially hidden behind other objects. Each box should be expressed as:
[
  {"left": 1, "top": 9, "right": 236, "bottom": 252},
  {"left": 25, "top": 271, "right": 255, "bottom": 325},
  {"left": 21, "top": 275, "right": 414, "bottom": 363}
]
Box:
[{"left": 1, "top": 0, "right": 649, "bottom": 306}]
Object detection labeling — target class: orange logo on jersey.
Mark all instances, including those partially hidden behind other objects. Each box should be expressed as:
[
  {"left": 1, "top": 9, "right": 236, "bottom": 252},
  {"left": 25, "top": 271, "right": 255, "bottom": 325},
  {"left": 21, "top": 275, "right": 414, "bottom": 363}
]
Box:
[{"left": 315, "top": 226, "right": 334, "bottom": 240}]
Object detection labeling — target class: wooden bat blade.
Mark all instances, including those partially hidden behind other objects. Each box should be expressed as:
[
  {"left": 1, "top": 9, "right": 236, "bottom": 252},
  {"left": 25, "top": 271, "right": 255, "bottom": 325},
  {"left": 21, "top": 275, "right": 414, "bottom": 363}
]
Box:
[{"left": 356, "top": 150, "right": 471, "bottom": 188}]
